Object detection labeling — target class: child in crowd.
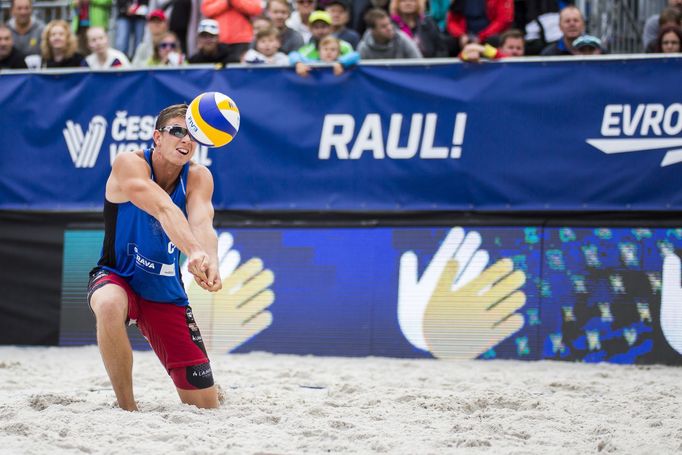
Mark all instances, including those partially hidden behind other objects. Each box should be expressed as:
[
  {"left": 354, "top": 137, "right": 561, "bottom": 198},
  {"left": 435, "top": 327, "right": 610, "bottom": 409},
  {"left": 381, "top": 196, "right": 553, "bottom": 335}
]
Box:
[
  {"left": 290, "top": 35, "right": 359, "bottom": 76},
  {"left": 242, "top": 27, "right": 289, "bottom": 64}
]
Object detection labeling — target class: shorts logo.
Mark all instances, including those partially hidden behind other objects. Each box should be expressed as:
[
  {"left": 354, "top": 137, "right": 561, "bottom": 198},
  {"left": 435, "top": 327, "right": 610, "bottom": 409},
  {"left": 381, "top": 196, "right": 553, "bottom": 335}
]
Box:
[{"left": 63, "top": 116, "right": 107, "bottom": 168}]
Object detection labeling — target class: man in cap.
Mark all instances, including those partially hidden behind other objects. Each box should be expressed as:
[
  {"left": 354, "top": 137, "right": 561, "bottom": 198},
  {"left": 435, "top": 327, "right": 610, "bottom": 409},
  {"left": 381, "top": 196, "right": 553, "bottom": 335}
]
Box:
[
  {"left": 325, "top": 0, "right": 359, "bottom": 48},
  {"left": 294, "top": 10, "right": 353, "bottom": 55},
  {"left": 571, "top": 34, "right": 603, "bottom": 55},
  {"left": 189, "top": 19, "right": 233, "bottom": 64},
  {"left": 132, "top": 9, "right": 169, "bottom": 66}
]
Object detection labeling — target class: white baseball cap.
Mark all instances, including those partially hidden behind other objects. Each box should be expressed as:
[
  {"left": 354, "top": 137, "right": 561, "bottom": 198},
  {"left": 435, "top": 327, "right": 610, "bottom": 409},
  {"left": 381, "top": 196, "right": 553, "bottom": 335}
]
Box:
[{"left": 197, "top": 19, "right": 219, "bottom": 36}]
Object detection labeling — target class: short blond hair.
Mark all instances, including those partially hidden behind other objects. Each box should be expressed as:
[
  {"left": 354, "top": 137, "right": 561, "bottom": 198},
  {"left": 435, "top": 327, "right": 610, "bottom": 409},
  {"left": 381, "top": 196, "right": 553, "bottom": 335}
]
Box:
[{"left": 41, "top": 19, "right": 78, "bottom": 61}]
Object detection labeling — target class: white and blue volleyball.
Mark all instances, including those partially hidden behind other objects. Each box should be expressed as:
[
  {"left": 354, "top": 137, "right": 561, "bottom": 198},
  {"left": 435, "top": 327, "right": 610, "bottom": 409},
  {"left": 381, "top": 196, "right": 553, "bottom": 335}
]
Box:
[{"left": 185, "top": 92, "right": 240, "bottom": 148}]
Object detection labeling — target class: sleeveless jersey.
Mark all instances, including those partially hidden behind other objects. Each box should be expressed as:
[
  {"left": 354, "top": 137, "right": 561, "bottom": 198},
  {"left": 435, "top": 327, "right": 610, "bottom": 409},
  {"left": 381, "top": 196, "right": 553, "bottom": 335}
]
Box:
[{"left": 97, "top": 149, "right": 189, "bottom": 306}]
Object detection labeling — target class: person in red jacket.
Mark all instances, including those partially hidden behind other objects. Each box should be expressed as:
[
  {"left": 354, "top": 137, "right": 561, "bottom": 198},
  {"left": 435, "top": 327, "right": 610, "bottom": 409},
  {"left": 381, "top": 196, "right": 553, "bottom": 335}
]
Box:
[
  {"left": 201, "top": 0, "right": 262, "bottom": 62},
  {"left": 446, "top": 0, "right": 513, "bottom": 53}
]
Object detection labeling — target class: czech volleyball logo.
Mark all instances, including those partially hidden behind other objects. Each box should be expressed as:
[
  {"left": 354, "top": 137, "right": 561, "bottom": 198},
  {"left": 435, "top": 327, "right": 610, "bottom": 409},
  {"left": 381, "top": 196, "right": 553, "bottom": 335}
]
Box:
[{"left": 186, "top": 92, "right": 240, "bottom": 148}]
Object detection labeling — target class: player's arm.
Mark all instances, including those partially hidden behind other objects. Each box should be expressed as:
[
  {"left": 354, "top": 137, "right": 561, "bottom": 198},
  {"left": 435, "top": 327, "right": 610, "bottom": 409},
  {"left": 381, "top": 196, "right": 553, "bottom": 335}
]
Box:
[
  {"left": 186, "top": 164, "right": 222, "bottom": 292},
  {"left": 109, "top": 152, "right": 210, "bottom": 283}
]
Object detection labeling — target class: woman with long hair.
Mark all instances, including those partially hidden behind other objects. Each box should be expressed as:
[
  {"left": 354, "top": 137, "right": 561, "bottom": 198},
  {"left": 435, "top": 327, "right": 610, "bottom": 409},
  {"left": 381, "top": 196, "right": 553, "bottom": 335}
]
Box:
[
  {"left": 389, "top": 0, "right": 445, "bottom": 57},
  {"left": 655, "top": 25, "right": 682, "bottom": 53},
  {"left": 146, "top": 31, "right": 186, "bottom": 66},
  {"left": 41, "top": 19, "right": 85, "bottom": 67}
]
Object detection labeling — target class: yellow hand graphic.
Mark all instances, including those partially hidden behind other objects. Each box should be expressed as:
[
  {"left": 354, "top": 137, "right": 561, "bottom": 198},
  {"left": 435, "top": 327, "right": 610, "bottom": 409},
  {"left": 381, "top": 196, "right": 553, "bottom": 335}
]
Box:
[
  {"left": 184, "top": 233, "right": 275, "bottom": 355},
  {"left": 209, "top": 258, "right": 274, "bottom": 354},
  {"left": 423, "top": 258, "right": 525, "bottom": 360}
]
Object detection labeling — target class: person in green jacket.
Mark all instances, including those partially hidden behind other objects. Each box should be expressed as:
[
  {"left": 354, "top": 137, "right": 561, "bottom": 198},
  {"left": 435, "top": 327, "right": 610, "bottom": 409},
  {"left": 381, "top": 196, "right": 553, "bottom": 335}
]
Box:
[{"left": 71, "top": 0, "right": 113, "bottom": 54}]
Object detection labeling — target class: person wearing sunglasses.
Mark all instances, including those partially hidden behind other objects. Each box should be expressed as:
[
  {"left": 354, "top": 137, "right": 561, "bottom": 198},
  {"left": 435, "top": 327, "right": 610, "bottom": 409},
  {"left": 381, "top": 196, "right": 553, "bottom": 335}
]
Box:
[
  {"left": 146, "top": 31, "right": 186, "bottom": 66},
  {"left": 87, "top": 103, "right": 222, "bottom": 411}
]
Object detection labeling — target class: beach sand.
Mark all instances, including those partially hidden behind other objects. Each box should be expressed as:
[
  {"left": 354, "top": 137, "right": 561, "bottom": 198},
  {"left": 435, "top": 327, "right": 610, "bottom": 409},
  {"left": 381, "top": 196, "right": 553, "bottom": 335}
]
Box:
[{"left": 0, "top": 346, "right": 681, "bottom": 454}]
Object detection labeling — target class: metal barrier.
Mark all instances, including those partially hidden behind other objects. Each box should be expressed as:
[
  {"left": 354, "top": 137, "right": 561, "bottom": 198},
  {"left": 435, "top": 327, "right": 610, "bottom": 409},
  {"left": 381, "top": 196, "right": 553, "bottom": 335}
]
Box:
[
  {"left": 578, "top": 0, "right": 668, "bottom": 53},
  {"left": 1, "top": 0, "right": 71, "bottom": 24}
]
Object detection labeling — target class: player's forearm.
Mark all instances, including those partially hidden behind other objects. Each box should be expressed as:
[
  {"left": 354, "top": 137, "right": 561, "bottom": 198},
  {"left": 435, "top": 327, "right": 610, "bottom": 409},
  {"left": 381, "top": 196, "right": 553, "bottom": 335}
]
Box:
[
  {"left": 156, "top": 204, "right": 204, "bottom": 256},
  {"left": 193, "top": 223, "right": 219, "bottom": 265}
]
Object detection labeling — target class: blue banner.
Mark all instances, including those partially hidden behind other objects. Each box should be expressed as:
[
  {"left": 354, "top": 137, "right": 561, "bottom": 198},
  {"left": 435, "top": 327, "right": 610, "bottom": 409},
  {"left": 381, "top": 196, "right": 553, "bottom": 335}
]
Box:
[
  {"left": 2, "top": 58, "right": 682, "bottom": 211},
  {"left": 60, "top": 225, "right": 682, "bottom": 364}
]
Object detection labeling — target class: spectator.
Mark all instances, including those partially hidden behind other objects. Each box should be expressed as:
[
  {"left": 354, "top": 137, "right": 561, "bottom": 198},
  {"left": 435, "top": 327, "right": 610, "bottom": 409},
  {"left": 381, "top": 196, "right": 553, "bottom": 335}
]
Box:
[
  {"left": 643, "top": 0, "right": 682, "bottom": 52},
  {"left": 132, "top": 9, "right": 169, "bottom": 67},
  {"left": 326, "top": 0, "right": 361, "bottom": 48},
  {"left": 6, "top": 0, "right": 45, "bottom": 57},
  {"left": 458, "top": 30, "right": 523, "bottom": 61},
  {"left": 498, "top": 28, "right": 524, "bottom": 56},
  {"left": 41, "top": 19, "right": 85, "bottom": 68},
  {"left": 571, "top": 34, "right": 602, "bottom": 55},
  {"left": 357, "top": 8, "right": 422, "bottom": 58},
  {"left": 521, "top": 0, "right": 567, "bottom": 55},
  {"left": 645, "top": 8, "right": 681, "bottom": 53},
  {"left": 389, "top": 0, "right": 445, "bottom": 57},
  {"left": 0, "top": 24, "right": 28, "bottom": 69},
  {"left": 540, "top": 5, "right": 584, "bottom": 56},
  {"left": 84, "top": 26, "right": 131, "bottom": 68},
  {"left": 353, "top": 0, "right": 390, "bottom": 36},
  {"left": 243, "top": 26, "right": 290, "bottom": 64},
  {"left": 188, "top": 19, "right": 232, "bottom": 64},
  {"left": 291, "top": 11, "right": 355, "bottom": 59},
  {"left": 428, "top": 0, "right": 450, "bottom": 31},
  {"left": 251, "top": 15, "right": 274, "bottom": 36},
  {"left": 266, "top": 0, "right": 304, "bottom": 54},
  {"left": 655, "top": 25, "right": 682, "bottom": 53},
  {"left": 201, "top": 0, "right": 262, "bottom": 63},
  {"left": 291, "top": 35, "right": 359, "bottom": 76},
  {"left": 158, "top": 0, "right": 198, "bottom": 55},
  {"left": 71, "top": 0, "right": 112, "bottom": 55},
  {"left": 287, "top": 0, "right": 316, "bottom": 42},
  {"left": 445, "top": 0, "right": 514, "bottom": 53},
  {"left": 146, "top": 31, "right": 186, "bottom": 66},
  {"left": 114, "top": 0, "right": 149, "bottom": 58}
]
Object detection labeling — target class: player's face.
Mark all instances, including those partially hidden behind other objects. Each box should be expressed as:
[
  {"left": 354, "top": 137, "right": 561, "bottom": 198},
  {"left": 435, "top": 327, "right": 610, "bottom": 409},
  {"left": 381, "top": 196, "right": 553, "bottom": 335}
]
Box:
[
  {"left": 500, "top": 37, "right": 524, "bottom": 56},
  {"left": 155, "top": 117, "right": 197, "bottom": 164},
  {"left": 267, "top": 2, "right": 289, "bottom": 28}
]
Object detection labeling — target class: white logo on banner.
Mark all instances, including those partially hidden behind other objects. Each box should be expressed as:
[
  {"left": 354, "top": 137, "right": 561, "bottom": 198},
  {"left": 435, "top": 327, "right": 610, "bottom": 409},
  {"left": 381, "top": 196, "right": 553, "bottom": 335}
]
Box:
[
  {"left": 587, "top": 104, "right": 682, "bottom": 167},
  {"left": 318, "top": 113, "right": 468, "bottom": 160},
  {"left": 63, "top": 116, "right": 108, "bottom": 168},
  {"left": 63, "top": 111, "right": 212, "bottom": 168}
]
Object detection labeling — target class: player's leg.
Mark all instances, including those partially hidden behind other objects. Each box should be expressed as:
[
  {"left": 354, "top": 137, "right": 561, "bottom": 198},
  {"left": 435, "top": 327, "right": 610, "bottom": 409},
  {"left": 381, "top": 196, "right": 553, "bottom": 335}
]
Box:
[
  {"left": 170, "top": 363, "right": 219, "bottom": 409},
  {"left": 89, "top": 281, "right": 138, "bottom": 411}
]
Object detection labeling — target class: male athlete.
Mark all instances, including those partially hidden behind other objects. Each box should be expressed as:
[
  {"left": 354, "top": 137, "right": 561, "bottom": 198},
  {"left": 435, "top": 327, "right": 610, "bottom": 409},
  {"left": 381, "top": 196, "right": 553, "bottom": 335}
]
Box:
[{"left": 87, "top": 104, "right": 221, "bottom": 411}]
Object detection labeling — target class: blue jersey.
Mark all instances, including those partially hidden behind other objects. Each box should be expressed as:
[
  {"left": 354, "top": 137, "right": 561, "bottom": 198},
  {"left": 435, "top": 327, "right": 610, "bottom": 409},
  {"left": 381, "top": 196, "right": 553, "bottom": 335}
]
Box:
[{"left": 97, "top": 149, "right": 189, "bottom": 305}]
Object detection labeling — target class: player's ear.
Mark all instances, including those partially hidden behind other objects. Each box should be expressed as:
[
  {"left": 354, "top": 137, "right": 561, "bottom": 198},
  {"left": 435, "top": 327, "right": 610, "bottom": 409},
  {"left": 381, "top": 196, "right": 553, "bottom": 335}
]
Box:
[{"left": 153, "top": 128, "right": 161, "bottom": 147}]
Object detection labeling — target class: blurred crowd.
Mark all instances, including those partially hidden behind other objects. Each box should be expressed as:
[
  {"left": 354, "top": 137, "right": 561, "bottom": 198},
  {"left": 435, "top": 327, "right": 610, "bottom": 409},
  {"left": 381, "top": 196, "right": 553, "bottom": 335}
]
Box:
[{"left": 0, "top": 0, "right": 680, "bottom": 71}]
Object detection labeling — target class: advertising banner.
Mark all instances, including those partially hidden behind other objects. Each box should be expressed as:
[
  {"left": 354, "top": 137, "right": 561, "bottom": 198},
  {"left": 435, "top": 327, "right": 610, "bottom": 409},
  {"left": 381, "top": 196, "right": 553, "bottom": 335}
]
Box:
[
  {"left": 60, "top": 225, "right": 682, "bottom": 364},
  {"left": 2, "top": 58, "right": 682, "bottom": 211}
]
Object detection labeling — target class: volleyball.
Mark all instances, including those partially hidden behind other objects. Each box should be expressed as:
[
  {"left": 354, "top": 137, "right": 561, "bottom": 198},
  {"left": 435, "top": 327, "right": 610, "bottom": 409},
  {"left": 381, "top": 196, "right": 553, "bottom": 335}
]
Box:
[{"left": 185, "top": 92, "right": 240, "bottom": 148}]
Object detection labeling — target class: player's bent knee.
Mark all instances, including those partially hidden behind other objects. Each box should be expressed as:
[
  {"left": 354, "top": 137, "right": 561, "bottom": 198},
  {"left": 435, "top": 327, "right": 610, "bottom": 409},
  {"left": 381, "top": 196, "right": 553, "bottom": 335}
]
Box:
[{"left": 170, "top": 362, "right": 214, "bottom": 390}]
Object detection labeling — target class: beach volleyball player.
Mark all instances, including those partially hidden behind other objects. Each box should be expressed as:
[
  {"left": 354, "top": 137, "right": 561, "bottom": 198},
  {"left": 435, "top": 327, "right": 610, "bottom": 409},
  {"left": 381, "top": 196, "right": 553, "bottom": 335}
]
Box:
[{"left": 87, "top": 103, "right": 223, "bottom": 411}]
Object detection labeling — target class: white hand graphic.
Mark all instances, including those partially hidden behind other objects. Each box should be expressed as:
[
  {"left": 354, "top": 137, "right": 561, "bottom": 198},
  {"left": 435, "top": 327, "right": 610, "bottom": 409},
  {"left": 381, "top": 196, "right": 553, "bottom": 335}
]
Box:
[
  {"left": 661, "top": 253, "right": 682, "bottom": 354},
  {"left": 180, "top": 232, "right": 240, "bottom": 292},
  {"left": 398, "top": 227, "right": 489, "bottom": 351}
]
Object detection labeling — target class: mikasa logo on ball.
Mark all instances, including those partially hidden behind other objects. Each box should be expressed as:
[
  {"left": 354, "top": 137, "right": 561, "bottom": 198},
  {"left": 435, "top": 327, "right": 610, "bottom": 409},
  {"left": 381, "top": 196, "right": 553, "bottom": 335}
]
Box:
[{"left": 63, "top": 116, "right": 108, "bottom": 168}]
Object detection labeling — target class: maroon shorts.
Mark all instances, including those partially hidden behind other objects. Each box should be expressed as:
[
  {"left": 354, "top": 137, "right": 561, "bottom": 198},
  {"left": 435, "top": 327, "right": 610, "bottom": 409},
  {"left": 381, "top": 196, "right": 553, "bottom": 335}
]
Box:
[{"left": 87, "top": 268, "right": 209, "bottom": 372}]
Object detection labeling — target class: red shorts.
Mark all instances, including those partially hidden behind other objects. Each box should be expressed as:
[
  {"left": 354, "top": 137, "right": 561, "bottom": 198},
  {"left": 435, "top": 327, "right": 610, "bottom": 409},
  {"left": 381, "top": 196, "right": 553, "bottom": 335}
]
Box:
[{"left": 87, "top": 268, "right": 209, "bottom": 372}]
